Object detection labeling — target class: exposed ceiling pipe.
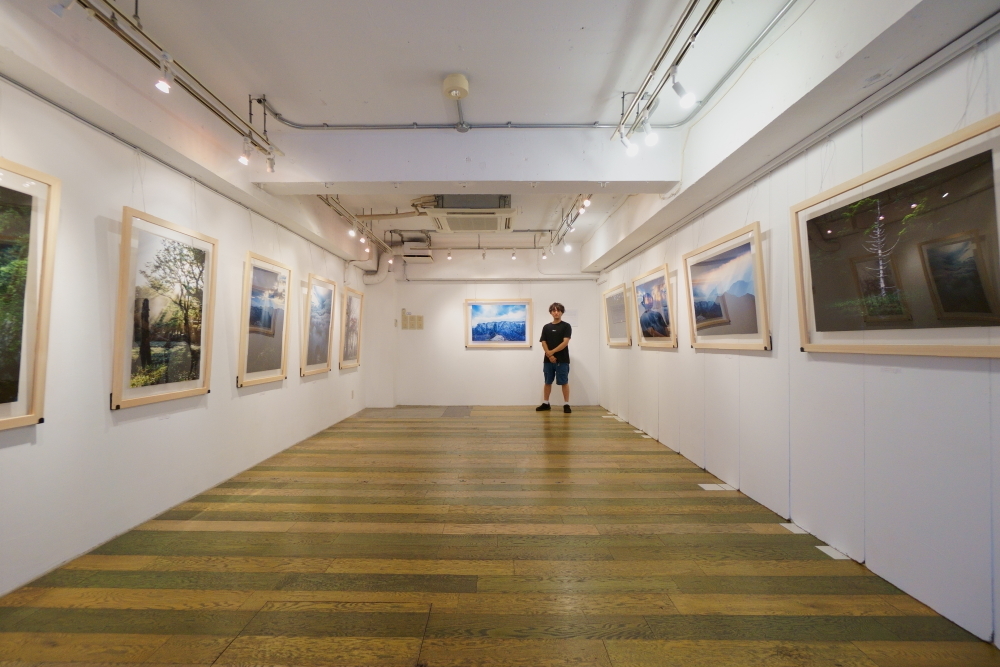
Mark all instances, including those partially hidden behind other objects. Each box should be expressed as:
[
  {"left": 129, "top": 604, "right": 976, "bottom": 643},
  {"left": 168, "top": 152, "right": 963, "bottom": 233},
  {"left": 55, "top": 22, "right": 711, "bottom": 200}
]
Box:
[
  {"left": 361, "top": 250, "right": 392, "bottom": 285},
  {"left": 355, "top": 210, "right": 426, "bottom": 221}
]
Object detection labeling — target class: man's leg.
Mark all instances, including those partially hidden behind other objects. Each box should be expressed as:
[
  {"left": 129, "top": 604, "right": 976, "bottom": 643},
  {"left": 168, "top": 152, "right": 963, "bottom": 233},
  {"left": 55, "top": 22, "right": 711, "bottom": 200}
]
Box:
[
  {"left": 561, "top": 383, "right": 570, "bottom": 403},
  {"left": 543, "top": 384, "right": 552, "bottom": 401}
]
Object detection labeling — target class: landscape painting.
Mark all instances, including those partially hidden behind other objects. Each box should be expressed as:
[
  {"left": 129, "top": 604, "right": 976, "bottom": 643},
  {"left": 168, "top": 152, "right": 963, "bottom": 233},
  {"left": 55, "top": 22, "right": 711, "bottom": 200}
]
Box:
[
  {"left": 632, "top": 265, "right": 676, "bottom": 348},
  {"left": 302, "top": 274, "right": 336, "bottom": 375},
  {"left": 465, "top": 299, "right": 532, "bottom": 349},
  {"left": 603, "top": 284, "right": 630, "bottom": 347},
  {"left": 340, "top": 287, "right": 364, "bottom": 367},
  {"left": 237, "top": 252, "right": 291, "bottom": 387},
  {"left": 112, "top": 208, "right": 217, "bottom": 409},
  {"left": 683, "top": 222, "right": 770, "bottom": 350},
  {"left": 0, "top": 185, "right": 33, "bottom": 406},
  {"left": 802, "top": 151, "right": 999, "bottom": 333}
]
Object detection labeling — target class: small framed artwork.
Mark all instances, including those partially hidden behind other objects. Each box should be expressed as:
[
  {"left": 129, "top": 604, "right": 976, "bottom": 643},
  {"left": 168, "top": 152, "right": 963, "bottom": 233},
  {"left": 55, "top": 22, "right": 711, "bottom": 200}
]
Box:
[
  {"left": 603, "top": 284, "right": 631, "bottom": 347},
  {"left": 465, "top": 299, "right": 532, "bottom": 349},
  {"left": 0, "top": 158, "right": 60, "bottom": 430},
  {"left": 340, "top": 286, "right": 365, "bottom": 368},
  {"left": 791, "top": 111, "right": 1000, "bottom": 357},
  {"left": 237, "top": 252, "right": 291, "bottom": 387},
  {"left": 632, "top": 265, "right": 676, "bottom": 348},
  {"left": 682, "top": 221, "right": 770, "bottom": 350},
  {"left": 301, "top": 274, "right": 337, "bottom": 376},
  {"left": 111, "top": 207, "right": 217, "bottom": 410}
]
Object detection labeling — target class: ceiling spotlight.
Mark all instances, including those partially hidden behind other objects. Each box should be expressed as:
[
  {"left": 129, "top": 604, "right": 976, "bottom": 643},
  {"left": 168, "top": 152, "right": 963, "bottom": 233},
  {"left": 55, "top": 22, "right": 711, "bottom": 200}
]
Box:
[
  {"left": 364, "top": 246, "right": 370, "bottom": 253},
  {"left": 568, "top": 223, "right": 576, "bottom": 232},
  {"left": 641, "top": 119, "right": 659, "bottom": 147},
  {"left": 155, "top": 67, "right": 173, "bottom": 94},
  {"left": 388, "top": 257, "right": 394, "bottom": 264},
  {"left": 266, "top": 154, "right": 276, "bottom": 173},
  {"left": 583, "top": 198, "right": 591, "bottom": 207},
  {"left": 542, "top": 250, "right": 548, "bottom": 260},
  {"left": 942, "top": 192, "right": 949, "bottom": 198},
  {"left": 621, "top": 136, "right": 639, "bottom": 157},
  {"left": 238, "top": 137, "right": 251, "bottom": 166},
  {"left": 348, "top": 228, "right": 356, "bottom": 237},
  {"left": 511, "top": 250, "right": 517, "bottom": 260},
  {"left": 482, "top": 250, "right": 486, "bottom": 260},
  {"left": 564, "top": 243, "right": 572, "bottom": 253},
  {"left": 442, "top": 73, "right": 470, "bottom": 99},
  {"left": 359, "top": 236, "right": 366, "bottom": 244},
  {"left": 447, "top": 250, "right": 452, "bottom": 260},
  {"left": 578, "top": 206, "right": 586, "bottom": 215},
  {"left": 672, "top": 77, "right": 696, "bottom": 109}
]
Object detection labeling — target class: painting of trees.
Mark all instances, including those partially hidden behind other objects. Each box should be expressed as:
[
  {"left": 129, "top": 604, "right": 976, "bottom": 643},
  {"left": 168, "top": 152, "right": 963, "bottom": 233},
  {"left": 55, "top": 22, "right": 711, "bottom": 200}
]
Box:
[
  {"left": 130, "top": 232, "right": 206, "bottom": 387},
  {"left": 0, "top": 188, "right": 32, "bottom": 404}
]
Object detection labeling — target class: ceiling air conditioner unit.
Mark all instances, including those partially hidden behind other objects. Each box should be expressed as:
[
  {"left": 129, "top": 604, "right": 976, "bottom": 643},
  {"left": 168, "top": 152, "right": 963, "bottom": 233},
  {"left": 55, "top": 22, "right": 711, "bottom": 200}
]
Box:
[
  {"left": 399, "top": 242, "right": 434, "bottom": 264},
  {"left": 423, "top": 194, "right": 515, "bottom": 233}
]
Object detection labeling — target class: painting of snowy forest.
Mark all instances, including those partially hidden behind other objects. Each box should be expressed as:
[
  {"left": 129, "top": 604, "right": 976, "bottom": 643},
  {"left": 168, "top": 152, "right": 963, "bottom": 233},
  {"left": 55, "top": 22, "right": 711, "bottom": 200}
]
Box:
[
  {"left": 246, "top": 265, "right": 288, "bottom": 374},
  {"left": 302, "top": 275, "right": 336, "bottom": 374},
  {"left": 465, "top": 300, "right": 532, "bottom": 348},
  {"left": 339, "top": 287, "right": 364, "bottom": 368},
  {"left": 805, "top": 151, "right": 999, "bottom": 332}
]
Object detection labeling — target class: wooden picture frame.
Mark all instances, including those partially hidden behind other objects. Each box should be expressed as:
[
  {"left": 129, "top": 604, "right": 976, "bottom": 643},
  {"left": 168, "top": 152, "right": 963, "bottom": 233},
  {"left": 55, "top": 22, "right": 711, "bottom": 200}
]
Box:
[
  {"left": 631, "top": 265, "right": 677, "bottom": 348},
  {"left": 791, "top": 111, "right": 1000, "bottom": 358},
  {"left": 682, "top": 221, "right": 770, "bottom": 351},
  {"left": 464, "top": 299, "right": 533, "bottom": 349},
  {"left": 301, "top": 273, "right": 337, "bottom": 376},
  {"left": 237, "top": 252, "right": 292, "bottom": 387},
  {"left": 0, "top": 158, "right": 60, "bottom": 430},
  {"left": 111, "top": 207, "right": 217, "bottom": 410},
  {"left": 339, "top": 286, "right": 365, "bottom": 368},
  {"left": 603, "top": 284, "right": 632, "bottom": 347}
]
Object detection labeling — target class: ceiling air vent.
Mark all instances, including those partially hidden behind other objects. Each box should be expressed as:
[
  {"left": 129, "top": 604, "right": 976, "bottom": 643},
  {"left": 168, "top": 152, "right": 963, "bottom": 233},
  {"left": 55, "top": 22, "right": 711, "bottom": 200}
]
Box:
[{"left": 422, "top": 194, "right": 515, "bottom": 233}]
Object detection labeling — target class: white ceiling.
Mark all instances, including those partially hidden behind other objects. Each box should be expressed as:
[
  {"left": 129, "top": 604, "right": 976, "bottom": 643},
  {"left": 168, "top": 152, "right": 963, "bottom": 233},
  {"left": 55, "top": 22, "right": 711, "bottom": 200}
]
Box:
[{"left": 108, "top": 0, "right": 791, "bottom": 236}]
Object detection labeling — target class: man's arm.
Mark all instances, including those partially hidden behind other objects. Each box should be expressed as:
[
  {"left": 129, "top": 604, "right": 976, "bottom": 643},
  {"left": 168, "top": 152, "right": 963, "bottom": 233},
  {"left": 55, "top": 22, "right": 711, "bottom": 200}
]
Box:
[{"left": 549, "top": 337, "right": 571, "bottom": 354}]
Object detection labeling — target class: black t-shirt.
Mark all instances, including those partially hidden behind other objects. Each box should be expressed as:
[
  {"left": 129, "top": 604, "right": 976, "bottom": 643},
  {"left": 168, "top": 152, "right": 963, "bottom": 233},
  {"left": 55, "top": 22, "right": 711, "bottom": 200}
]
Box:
[{"left": 540, "top": 321, "right": 572, "bottom": 363}]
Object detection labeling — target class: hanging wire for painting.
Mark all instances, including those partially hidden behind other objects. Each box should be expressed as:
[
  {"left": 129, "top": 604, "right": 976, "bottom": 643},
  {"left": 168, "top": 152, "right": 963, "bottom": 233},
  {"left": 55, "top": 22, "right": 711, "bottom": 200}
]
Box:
[
  {"left": 955, "top": 43, "right": 987, "bottom": 131},
  {"left": 818, "top": 137, "right": 836, "bottom": 192},
  {"left": 743, "top": 181, "right": 759, "bottom": 226},
  {"left": 271, "top": 220, "right": 284, "bottom": 260},
  {"left": 132, "top": 148, "right": 147, "bottom": 211},
  {"left": 0, "top": 81, "right": 4, "bottom": 157},
  {"left": 247, "top": 208, "right": 257, "bottom": 252}
]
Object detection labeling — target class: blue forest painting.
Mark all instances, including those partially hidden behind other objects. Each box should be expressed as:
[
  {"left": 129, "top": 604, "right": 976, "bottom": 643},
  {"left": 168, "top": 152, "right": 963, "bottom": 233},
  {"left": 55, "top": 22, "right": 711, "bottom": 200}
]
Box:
[
  {"left": 689, "top": 241, "right": 759, "bottom": 335},
  {"left": 469, "top": 303, "right": 528, "bottom": 343}
]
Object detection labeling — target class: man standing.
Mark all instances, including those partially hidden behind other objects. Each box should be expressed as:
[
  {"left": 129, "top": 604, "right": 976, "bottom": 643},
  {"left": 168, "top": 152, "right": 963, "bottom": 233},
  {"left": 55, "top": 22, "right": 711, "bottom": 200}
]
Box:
[{"left": 536, "top": 302, "right": 572, "bottom": 413}]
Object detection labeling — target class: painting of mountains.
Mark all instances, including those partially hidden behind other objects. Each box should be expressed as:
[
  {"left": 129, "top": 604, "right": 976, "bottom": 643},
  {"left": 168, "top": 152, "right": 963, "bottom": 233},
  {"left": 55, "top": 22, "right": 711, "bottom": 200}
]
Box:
[
  {"left": 689, "top": 241, "right": 759, "bottom": 335},
  {"left": 466, "top": 300, "right": 532, "bottom": 348},
  {"left": 920, "top": 232, "right": 1000, "bottom": 323}
]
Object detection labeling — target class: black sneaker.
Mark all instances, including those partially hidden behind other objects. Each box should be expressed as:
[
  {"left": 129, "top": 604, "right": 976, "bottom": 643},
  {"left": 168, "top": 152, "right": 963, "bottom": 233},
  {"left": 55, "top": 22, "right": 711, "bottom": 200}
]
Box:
[
  {"left": 563, "top": 404, "right": 572, "bottom": 413},
  {"left": 536, "top": 403, "right": 551, "bottom": 411}
]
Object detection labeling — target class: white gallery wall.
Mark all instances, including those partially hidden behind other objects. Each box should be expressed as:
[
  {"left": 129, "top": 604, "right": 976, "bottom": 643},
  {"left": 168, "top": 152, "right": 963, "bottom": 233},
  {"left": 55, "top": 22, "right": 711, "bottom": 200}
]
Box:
[
  {"left": 361, "top": 255, "right": 600, "bottom": 408},
  {"left": 0, "top": 79, "right": 367, "bottom": 596},
  {"left": 597, "top": 35, "right": 1000, "bottom": 641}
]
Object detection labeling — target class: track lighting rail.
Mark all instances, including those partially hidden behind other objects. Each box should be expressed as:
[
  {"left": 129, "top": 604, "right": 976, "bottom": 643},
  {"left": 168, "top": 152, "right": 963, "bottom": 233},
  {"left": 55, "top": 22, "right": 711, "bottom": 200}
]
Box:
[
  {"left": 75, "top": 0, "right": 277, "bottom": 159},
  {"left": 318, "top": 195, "right": 393, "bottom": 254}
]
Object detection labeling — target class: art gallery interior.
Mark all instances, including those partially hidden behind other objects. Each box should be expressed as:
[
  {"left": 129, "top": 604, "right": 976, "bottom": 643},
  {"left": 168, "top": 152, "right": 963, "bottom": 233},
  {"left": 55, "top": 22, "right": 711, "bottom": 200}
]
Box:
[{"left": 1, "top": 0, "right": 1000, "bottom": 664}]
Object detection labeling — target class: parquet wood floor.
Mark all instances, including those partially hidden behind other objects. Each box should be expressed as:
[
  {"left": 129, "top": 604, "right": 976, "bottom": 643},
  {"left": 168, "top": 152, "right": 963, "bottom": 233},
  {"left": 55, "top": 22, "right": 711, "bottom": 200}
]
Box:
[{"left": 1, "top": 406, "right": 997, "bottom": 666}]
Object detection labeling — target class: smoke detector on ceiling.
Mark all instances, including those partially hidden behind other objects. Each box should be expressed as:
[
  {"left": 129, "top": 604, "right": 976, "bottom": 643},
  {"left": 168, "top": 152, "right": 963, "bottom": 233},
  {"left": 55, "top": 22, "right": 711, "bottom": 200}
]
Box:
[{"left": 442, "top": 73, "right": 469, "bottom": 99}]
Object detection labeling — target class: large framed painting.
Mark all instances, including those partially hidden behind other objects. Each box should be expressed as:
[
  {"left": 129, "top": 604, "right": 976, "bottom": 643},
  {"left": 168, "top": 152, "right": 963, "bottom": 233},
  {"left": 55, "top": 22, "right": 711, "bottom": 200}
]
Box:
[
  {"left": 603, "top": 284, "right": 631, "bottom": 347},
  {"left": 301, "top": 274, "right": 337, "bottom": 376},
  {"left": 791, "top": 112, "right": 1000, "bottom": 357},
  {"left": 631, "top": 265, "right": 677, "bottom": 348},
  {"left": 683, "top": 221, "right": 770, "bottom": 350},
  {"left": 465, "top": 299, "right": 532, "bottom": 349},
  {"left": 339, "top": 286, "right": 365, "bottom": 368},
  {"left": 237, "top": 252, "right": 291, "bottom": 387},
  {"left": 111, "top": 208, "right": 217, "bottom": 409},
  {"left": 0, "top": 158, "right": 60, "bottom": 430}
]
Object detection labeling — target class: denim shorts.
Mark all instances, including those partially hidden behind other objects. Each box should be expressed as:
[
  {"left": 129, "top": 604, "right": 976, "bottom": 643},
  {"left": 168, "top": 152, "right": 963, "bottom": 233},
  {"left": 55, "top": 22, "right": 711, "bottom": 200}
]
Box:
[{"left": 543, "top": 361, "right": 570, "bottom": 386}]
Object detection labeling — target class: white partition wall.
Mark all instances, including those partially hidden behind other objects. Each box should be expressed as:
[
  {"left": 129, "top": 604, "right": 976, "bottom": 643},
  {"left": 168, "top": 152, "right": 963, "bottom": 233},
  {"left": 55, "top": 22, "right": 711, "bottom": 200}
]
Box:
[
  {"left": 597, "top": 33, "right": 1000, "bottom": 641},
  {"left": 0, "top": 79, "right": 366, "bottom": 596}
]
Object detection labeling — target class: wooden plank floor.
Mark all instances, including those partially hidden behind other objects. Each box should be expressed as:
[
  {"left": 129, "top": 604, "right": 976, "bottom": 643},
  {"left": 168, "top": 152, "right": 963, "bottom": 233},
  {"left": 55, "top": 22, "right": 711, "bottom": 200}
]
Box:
[{"left": 1, "top": 405, "right": 998, "bottom": 666}]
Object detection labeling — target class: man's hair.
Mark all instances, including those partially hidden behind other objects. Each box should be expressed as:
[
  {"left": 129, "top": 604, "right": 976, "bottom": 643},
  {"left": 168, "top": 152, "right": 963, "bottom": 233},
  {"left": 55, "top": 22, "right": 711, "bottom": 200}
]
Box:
[{"left": 549, "top": 302, "right": 565, "bottom": 314}]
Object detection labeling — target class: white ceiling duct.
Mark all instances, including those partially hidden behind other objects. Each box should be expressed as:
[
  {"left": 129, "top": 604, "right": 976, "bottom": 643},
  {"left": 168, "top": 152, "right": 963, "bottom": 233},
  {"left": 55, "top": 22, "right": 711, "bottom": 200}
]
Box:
[{"left": 420, "top": 194, "right": 515, "bottom": 234}]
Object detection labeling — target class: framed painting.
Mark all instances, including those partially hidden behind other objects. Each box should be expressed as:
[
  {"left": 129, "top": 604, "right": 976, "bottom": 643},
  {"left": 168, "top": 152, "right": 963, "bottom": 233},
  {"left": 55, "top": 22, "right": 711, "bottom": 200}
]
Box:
[
  {"left": 301, "top": 274, "right": 337, "bottom": 376},
  {"left": 111, "top": 208, "right": 216, "bottom": 410},
  {"left": 0, "top": 158, "right": 60, "bottom": 430},
  {"left": 465, "top": 299, "right": 532, "bottom": 349},
  {"left": 340, "top": 286, "right": 364, "bottom": 368},
  {"left": 603, "top": 284, "right": 631, "bottom": 347},
  {"left": 237, "top": 252, "right": 291, "bottom": 387},
  {"left": 682, "top": 221, "right": 770, "bottom": 350},
  {"left": 791, "top": 111, "right": 1000, "bottom": 357},
  {"left": 631, "top": 265, "right": 677, "bottom": 348}
]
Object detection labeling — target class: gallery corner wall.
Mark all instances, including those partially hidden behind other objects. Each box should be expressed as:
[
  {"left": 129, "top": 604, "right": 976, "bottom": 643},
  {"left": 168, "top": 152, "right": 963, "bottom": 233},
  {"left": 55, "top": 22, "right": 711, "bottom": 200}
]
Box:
[
  {"left": 598, "top": 33, "right": 1000, "bottom": 642},
  {"left": 0, "top": 77, "right": 368, "bottom": 596}
]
